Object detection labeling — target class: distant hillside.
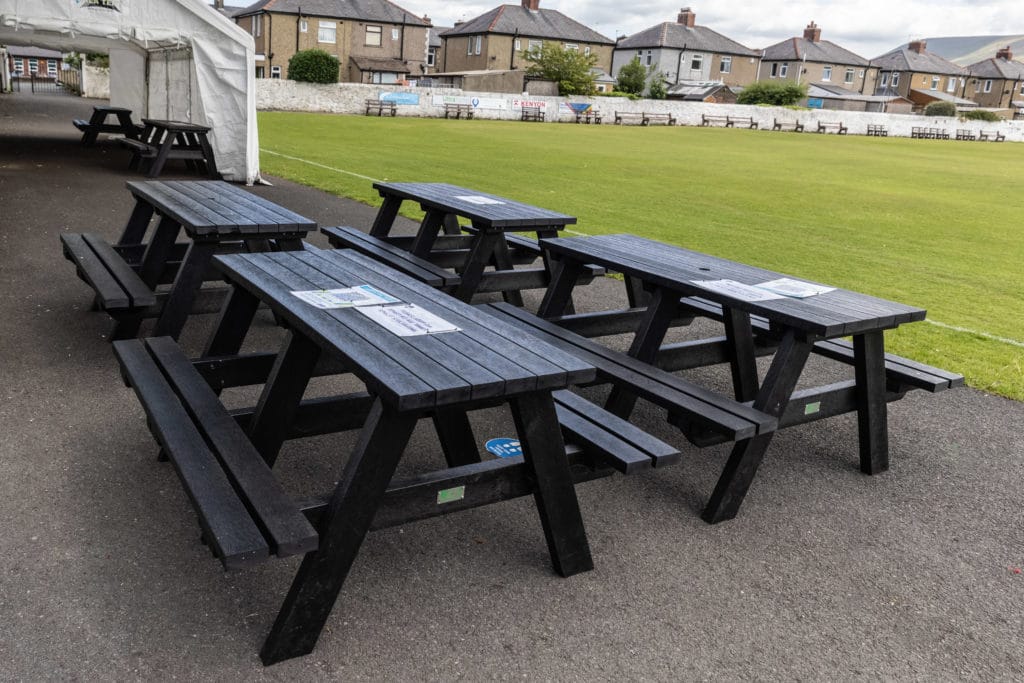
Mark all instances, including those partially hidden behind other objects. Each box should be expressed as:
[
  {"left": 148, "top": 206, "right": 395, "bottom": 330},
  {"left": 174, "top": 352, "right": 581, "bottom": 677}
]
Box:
[{"left": 917, "top": 35, "right": 1024, "bottom": 65}]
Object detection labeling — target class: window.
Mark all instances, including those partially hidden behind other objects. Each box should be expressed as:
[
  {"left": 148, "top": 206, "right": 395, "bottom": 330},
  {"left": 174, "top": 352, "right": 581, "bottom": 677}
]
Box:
[
  {"left": 1020, "top": 82, "right": 1024, "bottom": 95},
  {"left": 690, "top": 54, "right": 703, "bottom": 71},
  {"left": 720, "top": 55, "right": 731, "bottom": 73},
  {"left": 427, "top": 47, "right": 436, "bottom": 67},
  {"left": 253, "top": 14, "right": 261, "bottom": 37},
  {"left": 365, "top": 25, "right": 382, "bottom": 46},
  {"left": 514, "top": 39, "right": 521, "bottom": 50},
  {"left": 474, "top": 35, "right": 482, "bottom": 55},
  {"left": 300, "top": 19, "right": 308, "bottom": 33},
  {"left": 947, "top": 76, "right": 957, "bottom": 92},
  {"left": 779, "top": 62, "right": 788, "bottom": 78},
  {"left": 528, "top": 39, "right": 542, "bottom": 53},
  {"left": 858, "top": 69, "right": 865, "bottom": 77},
  {"left": 47, "top": 60, "right": 57, "bottom": 77},
  {"left": 984, "top": 79, "right": 993, "bottom": 93},
  {"left": 770, "top": 63, "right": 778, "bottom": 78},
  {"left": 822, "top": 65, "right": 832, "bottom": 81},
  {"left": 584, "top": 46, "right": 591, "bottom": 56},
  {"left": 881, "top": 72, "right": 889, "bottom": 86},
  {"left": 845, "top": 68, "right": 855, "bottom": 84},
  {"left": 255, "top": 65, "right": 265, "bottom": 78},
  {"left": 270, "top": 65, "right": 281, "bottom": 79},
  {"left": 28, "top": 58, "right": 38, "bottom": 74},
  {"left": 392, "top": 28, "right": 399, "bottom": 40},
  {"left": 644, "top": 50, "right": 653, "bottom": 66},
  {"left": 930, "top": 76, "right": 940, "bottom": 90},
  {"left": 318, "top": 20, "right": 336, "bottom": 43},
  {"left": 891, "top": 73, "right": 899, "bottom": 87},
  {"left": 12, "top": 58, "right": 23, "bottom": 76},
  {"left": 564, "top": 43, "right": 578, "bottom": 52}
]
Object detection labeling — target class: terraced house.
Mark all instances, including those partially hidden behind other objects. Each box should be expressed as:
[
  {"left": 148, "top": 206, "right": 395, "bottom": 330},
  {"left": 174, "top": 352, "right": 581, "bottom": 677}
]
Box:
[
  {"left": 760, "top": 22, "right": 876, "bottom": 93},
  {"left": 964, "top": 47, "right": 1024, "bottom": 115},
  {"left": 233, "top": 0, "right": 430, "bottom": 83},
  {"left": 872, "top": 40, "right": 970, "bottom": 111},
  {"left": 439, "top": 0, "right": 614, "bottom": 74},
  {"left": 612, "top": 8, "right": 759, "bottom": 88}
]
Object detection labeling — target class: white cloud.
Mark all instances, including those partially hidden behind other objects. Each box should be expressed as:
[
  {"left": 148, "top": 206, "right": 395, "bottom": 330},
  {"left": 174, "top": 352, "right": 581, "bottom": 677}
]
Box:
[{"left": 417, "top": 0, "right": 1024, "bottom": 58}]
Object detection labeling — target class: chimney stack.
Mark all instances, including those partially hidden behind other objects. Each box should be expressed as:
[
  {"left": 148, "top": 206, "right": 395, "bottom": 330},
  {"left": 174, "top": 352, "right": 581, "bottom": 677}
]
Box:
[
  {"left": 522, "top": 0, "right": 540, "bottom": 11},
  {"left": 908, "top": 39, "right": 926, "bottom": 54},
  {"left": 997, "top": 45, "right": 1013, "bottom": 60},
  {"left": 677, "top": 8, "right": 696, "bottom": 27},
  {"left": 214, "top": 0, "right": 224, "bottom": 8},
  {"left": 803, "top": 21, "right": 821, "bottom": 42}
]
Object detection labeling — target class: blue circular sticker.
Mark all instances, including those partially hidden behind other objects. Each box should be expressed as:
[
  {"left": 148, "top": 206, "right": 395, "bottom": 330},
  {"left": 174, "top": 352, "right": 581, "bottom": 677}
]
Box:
[{"left": 485, "top": 438, "right": 522, "bottom": 458}]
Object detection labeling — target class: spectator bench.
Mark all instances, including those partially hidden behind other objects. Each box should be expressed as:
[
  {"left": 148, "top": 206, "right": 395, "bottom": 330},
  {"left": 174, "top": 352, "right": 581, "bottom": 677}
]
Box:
[
  {"left": 911, "top": 127, "right": 948, "bottom": 139},
  {"left": 615, "top": 111, "right": 677, "bottom": 126},
  {"left": 816, "top": 121, "right": 848, "bottom": 134},
  {"left": 521, "top": 105, "right": 545, "bottom": 122},
  {"left": 866, "top": 124, "right": 888, "bottom": 137},
  {"left": 112, "top": 336, "right": 319, "bottom": 570},
  {"left": 978, "top": 130, "right": 1005, "bottom": 142},
  {"left": 444, "top": 103, "right": 474, "bottom": 119},
  {"left": 365, "top": 99, "right": 397, "bottom": 116},
  {"left": 772, "top": 118, "right": 804, "bottom": 132}
]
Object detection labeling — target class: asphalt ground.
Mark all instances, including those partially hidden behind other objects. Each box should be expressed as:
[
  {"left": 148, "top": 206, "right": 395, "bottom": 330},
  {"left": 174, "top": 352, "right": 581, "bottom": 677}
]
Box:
[{"left": 1, "top": 92, "right": 1022, "bottom": 680}]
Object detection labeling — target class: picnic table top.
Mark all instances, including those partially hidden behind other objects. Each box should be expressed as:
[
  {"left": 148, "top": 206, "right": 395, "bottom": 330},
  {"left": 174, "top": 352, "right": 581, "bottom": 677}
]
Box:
[
  {"left": 125, "top": 180, "right": 316, "bottom": 237},
  {"left": 214, "top": 248, "right": 596, "bottom": 412},
  {"left": 140, "top": 118, "right": 212, "bottom": 133},
  {"left": 541, "top": 234, "right": 926, "bottom": 337},
  {"left": 93, "top": 105, "right": 132, "bottom": 114},
  {"left": 373, "top": 181, "right": 577, "bottom": 230}
]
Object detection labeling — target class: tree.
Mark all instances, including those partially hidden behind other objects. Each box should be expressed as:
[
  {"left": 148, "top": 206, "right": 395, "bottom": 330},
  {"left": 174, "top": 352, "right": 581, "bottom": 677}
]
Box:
[
  {"left": 288, "top": 49, "right": 339, "bottom": 84},
  {"left": 616, "top": 57, "right": 646, "bottom": 95},
  {"left": 522, "top": 43, "right": 597, "bottom": 96},
  {"left": 647, "top": 72, "right": 667, "bottom": 99},
  {"left": 736, "top": 81, "right": 807, "bottom": 106},
  {"left": 924, "top": 101, "right": 957, "bottom": 117}
]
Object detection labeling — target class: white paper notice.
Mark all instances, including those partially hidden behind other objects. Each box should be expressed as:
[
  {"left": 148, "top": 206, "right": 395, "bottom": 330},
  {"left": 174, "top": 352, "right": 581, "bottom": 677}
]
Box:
[
  {"left": 755, "top": 278, "right": 835, "bottom": 298},
  {"left": 291, "top": 285, "right": 399, "bottom": 309},
  {"left": 357, "top": 304, "right": 461, "bottom": 336},
  {"left": 691, "top": 279, "right": 786, "bottom": 302},
  {"left": 454, "top": 195, "right": 505, "bottom": 205}
]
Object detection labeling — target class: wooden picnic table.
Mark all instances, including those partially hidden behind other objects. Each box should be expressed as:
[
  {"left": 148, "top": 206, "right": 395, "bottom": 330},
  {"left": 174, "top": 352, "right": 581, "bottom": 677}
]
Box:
[
  {"left": 115, "top": 247, "right": 605, "bottom": 664},
  {"left": 73, "top": 105, "right": 141, "bottom": 146},
  {"left": 121, "top": 118, "right": 219, "bottom": 178},
  {"left": 357, "top": 181, "right": 579, "bottom": 304},
  {"left": 531, "top": 234, "right": 960, "bottom": 523},
  {"left": 61, "top": 180, "right": 314, "bottom": 340}
]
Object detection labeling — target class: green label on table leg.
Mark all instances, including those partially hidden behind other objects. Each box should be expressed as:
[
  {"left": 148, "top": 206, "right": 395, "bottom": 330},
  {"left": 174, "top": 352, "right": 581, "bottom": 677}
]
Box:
[
  {"left": 437, "top": 486, "right": 466, "bottom": 504},
  {"left": 804, "top": 401, "right": 821, "bottom": 415}
]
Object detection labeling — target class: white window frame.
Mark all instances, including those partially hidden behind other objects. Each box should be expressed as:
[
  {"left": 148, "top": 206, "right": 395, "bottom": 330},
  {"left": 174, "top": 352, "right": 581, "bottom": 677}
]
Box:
[
  {"left": 881, "top": 72, "right": 889, "bottom": 86},
  {"left": 270, "top": 65, "right": 281, "bottom": 79},
  {"left": 644, "top": 50, "right": 653, "bottom": 67},
  {"left": 12, "top": 58, "right": 23, "bottom": 76},
  {"left": 891, "top": 73, "right": 899, "bottom": 87},
  {"left": 28, "top": 58, "right": 38, "bottom": 74},
  {"left": 564, "top": 43, "right": 578, "bottom": 52},
  {"left": 690, "top": 54, "right": 703, "bottom": 71},
  {"left": 392, "top": 28, "right": 400, "bottom": 41},
  {"left": 318, "top": 20, "right": 336, "bottom": 43},
  {"left": 253, "top": 14, "right": 261, "bottom": 37},
  {"left": 514, "top": 39, "right": 521, "bottom": 51},
  {"left": 779, "top": 62, "right": 788, "bottom": 78},
  {"left": 300, "top": 19, "right": 308, "bottom": 33},
  {"left": 47, "top": 60, "right": 57, "bottom": 77},
  {"left": 983, "top": 79, "right": 993, "bottom": 93},
  {"left": 528, "top": 39, "right": 542, "bottom": 53},
  {"left": 720, "top": 55, "right": 731, "bottom": 74},
  {"left": 930, "top": 76, "right": 940, "bottom": 90},
  {"left": 584, "top": 46, "right": 591, "bottom": 56},
  {"left": 947, "top": 76, "right": 957, "bottom": 92},
  {"left": 365, "top": 25, "right": 382, "bottom": 47},
  {"left": 845, "top": 68, "right": 855, "bottom": 84},
  {"left": 474, "top": 35, "right": 482, "bottom": 55},
  {"left": 822, "top": 65, "right": 832, "bottom": 81},
  {"left": 427, "top": 47, "right": 436, "bottom": 67}
]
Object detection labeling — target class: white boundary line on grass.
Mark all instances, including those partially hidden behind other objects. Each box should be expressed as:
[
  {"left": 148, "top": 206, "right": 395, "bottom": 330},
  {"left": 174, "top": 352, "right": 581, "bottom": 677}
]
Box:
[
  {"left": 924, "top": 320, "right": 1024, "bottom": 348},
  {"left": 260, "top": 148, "right": 589, "bottom": 235}
]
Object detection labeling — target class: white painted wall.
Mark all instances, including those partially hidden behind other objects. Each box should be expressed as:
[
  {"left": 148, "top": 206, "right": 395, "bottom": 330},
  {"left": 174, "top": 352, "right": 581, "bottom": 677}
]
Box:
[
  {"left": 256, "top": 79, "right": 1024, "bottom": 141},
  {"left": 82, "top": 64, "right": 110, "bottom": 99}
]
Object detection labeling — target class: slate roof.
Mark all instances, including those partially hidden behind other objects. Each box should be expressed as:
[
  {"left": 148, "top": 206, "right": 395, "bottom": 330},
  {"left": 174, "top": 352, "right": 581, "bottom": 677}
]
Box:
[
  {"left": 7, "top": 46, "right": 63, "bottom": 58},
  {"left": 871, "top": 46, "right": 966, "bottom": 76},
  {"left": 666, "top": 81, "right": 732, "bottom": 100},
  {"left": 808, "top": 83, "right": 908, "bottom": 102},
  {"left": 966, "top": 56, "right": 1024, "bottom": 80},
  {"left": 349, "top": 55, "right": 411, "bottom": 73},
  {"left": 429, "top": 26, "right": 449, "bottom": 48},
  {"left": 762, "top": 37, "right": 869, "bottom": 66},
  {"left": 441, "top": 5, "right": 612, "bottom": 45},
  {"left": 616, "top": 22, "right": 758, "bottom": 57},
  {"left": 908, "top": 88, "right": 977, "bottom": 105},
  {"left": 234, "top": 0, "right": 429, "bottom": 26}
]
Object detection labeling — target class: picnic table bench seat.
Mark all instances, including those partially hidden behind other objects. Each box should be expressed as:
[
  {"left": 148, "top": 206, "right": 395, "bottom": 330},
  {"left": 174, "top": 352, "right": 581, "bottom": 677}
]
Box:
[
  {"left": 321, "top": 226, "right": 461, "bottom": 291},
  {"left": 674, "top": 297, "right": 964, "bottom": 395},
  {"left": 60, "top": 232, "right": 156, "bottom": 313},
  {"left": 484, "top": 302, "right": 778, "bottom": 446},
  {"left": 113, "top": 336, "right": 319, "bottom": 570}
]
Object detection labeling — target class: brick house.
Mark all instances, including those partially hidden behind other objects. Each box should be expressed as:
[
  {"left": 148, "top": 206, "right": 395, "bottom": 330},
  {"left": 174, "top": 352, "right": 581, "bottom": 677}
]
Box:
[
  {"left": 612, "top": 8, "right": 759, "bottom": 88},
  {"left": 760, "top": 22, "right": 876, "bottom": 94},
  {"left": 964, "top": 47, "right": 1024, "bottom": 114},
  {"left": 439, "top": 0, "right": 614, "bottom": 75},
  {"left": 871, "top": 40, "right": 970, "bottom": 110},
  {"left": 232, "top": 0, "right": 430, "bottom": 83},
  {"left": 7, "top": 46, "right": 63, "bottom": 80}
]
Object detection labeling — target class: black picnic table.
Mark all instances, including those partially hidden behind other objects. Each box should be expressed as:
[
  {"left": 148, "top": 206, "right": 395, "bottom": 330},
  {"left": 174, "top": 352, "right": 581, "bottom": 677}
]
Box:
[
  {"left": 366, "top": 181, "right": 578, "bottom": 304},
  {"left": 61, "top": 180, "right": 315, "bottom": 340},
  {"left": 533, "top": 234, "right": 950, "bottom": 523},
  {"left": 73, "top": 105, "right": 141, "bottom": 146},
  {"left": 123, "top": 118, "right": 219, "bottom": 178},
  {"left": 143, "top": 247, "right": 597, "bottom": 663}
]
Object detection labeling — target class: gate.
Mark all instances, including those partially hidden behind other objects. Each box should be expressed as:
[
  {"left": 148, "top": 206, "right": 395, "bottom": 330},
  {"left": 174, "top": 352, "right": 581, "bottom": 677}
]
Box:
[{"left": 11, "top": 72, "right": 81, "bottom": 96}]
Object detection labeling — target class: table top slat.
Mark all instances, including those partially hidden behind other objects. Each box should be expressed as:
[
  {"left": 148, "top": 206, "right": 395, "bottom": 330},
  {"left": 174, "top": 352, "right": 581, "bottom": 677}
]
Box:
[{"left": 173, "top": 180, "right": 317, "bottom": 231}]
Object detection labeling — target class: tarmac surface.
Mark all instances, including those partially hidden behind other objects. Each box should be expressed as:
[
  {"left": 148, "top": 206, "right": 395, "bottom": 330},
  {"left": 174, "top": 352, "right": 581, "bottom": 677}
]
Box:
[{"left": 1, "top": 92, "right": 1022, "bottom": 680}]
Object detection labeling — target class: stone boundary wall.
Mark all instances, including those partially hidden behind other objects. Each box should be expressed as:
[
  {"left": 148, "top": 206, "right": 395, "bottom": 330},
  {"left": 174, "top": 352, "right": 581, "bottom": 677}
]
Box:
[
  {"left": 82, "top": 64, "right": 110, "bottom": 100},
  {"left": 257, "top": 79, "right": 1024, "bottom": 142}
]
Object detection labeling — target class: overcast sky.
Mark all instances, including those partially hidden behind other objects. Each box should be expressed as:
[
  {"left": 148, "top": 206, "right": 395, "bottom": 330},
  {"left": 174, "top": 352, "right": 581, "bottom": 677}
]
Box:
[{"left": 416, "top": 1, "right": 1024, "bottom": 58}]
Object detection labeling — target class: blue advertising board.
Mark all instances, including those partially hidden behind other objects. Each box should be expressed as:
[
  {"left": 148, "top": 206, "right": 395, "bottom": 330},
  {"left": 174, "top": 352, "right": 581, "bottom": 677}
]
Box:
[
  {"left": 807, "top": 97, "right": 824, "bottom": 109},
  {"left": 380, "top": 92, "right": 420, "bottom": 105}
]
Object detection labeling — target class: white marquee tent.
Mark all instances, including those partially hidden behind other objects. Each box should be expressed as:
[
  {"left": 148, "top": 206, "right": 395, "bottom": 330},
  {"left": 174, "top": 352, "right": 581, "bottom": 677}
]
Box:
[{"left": 0, "top": 0, "right": 259, "bottom": 183}]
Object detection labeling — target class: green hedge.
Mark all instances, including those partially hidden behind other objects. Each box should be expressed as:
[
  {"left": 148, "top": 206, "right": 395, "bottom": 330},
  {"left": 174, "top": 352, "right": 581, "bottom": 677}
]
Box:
[
  {"left": 736, "top": 81, "right": 808, "bottom": 106},
  {"left": 924, "top": 101, "right": 957, "bottom": 117},
  {"left": 961, "top": 109, "right": 1001, "bottom": 122},
  {"left": 288, "top": 49, "right": 339, "bottom": 84}
]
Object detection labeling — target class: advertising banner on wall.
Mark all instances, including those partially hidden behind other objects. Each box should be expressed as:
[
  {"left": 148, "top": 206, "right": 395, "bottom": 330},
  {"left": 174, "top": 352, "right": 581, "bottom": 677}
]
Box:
[{"left": 431, "top": 95, "right": 507, "bottom": 110}]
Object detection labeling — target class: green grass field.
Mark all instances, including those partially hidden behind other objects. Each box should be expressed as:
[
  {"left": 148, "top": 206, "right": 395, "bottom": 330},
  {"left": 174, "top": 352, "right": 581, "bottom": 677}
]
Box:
[{"left": 258, "top": 112, "right": 1024, "bottom": 401}]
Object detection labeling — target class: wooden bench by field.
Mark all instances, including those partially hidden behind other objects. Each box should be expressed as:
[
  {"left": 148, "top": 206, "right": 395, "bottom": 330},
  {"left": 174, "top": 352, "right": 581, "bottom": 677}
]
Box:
[
  {"left": 701, "top": 113, "right": 730, "bottom": 127},
  {"left": 726, "top": 115, "right": 757, "bottom": 129},
  {"left": 521, "top": 105, "right": 545, "bottom": 122},
  {"left": 816, "top": 121, "right": 847, "bottom": 134},
  {"left": 365, "top": 99, "right": 397, "bottom": 117},
  {"left": 444, "top": 103, "right": 474, "bottom": 119},
  {"left": 866, "top": 124, "right": 888, "bottom": 137},
  {"left": 771, "top": 118, "right": 804, "bottom": 132},
  {"left": 978, "top": 130, "right": 1006, "bottom": 142},
  {"left": 955, "top": 129, "right": 976, "bottom": 141},
  {"left": 614, "top": 111, "right": 645, "bottom": 125}
]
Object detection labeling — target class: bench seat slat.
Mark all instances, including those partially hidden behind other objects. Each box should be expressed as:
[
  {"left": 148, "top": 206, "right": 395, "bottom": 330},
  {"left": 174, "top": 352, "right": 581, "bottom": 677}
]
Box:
[
  {"left": 81, "top": 233, "right": 156, "bottom": 308},
  {"left": 145, "top": 337, "right": 319, "bottom": 557},
  {"left": 321, "top": 226, "right": 459, "bottom": 289},
  {"left": 112, "top": 339, "right": 270, "bottom": 569},
  {"left": 61, "top": 233, "right": 130, "bottom": 309}
]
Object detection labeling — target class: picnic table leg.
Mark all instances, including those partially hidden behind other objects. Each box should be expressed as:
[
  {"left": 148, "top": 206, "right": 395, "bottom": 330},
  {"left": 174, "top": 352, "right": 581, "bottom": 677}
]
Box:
[
  {"left": 151, "top": 240, "right": 218, "bottom": 339},
  {"left": 624, "top": 276, "right": 651, "bottom": 308},
  {"left": 702, "top": 331, "right": 814, "bottom": 524},
  {"left": 511, "top": 391, "right": 593, "bottom": 577},
  {"left": 81, "top": 109, "right": 105, "bottom": 146},
  {"left": 369, "top": 196, "right": 402, "bottom": 237},
  {"left": 723, "top": 307, "right": 759, "bottom": 402},
  {"left": 488, "top": 238, "right": 525, "bottom": 307},
  {"left": 432, "top": 408, "right": 481, "bottom": 467},
  {"left": 409, "top": 208, "right": 446, "bottom": 258},
  {"left": 115, "top": 111, "right": 139, "bottom": 140},
  {"left": 451, "top": 231, "right": 502, "bottom": 303},
  {"left": 854, "top": 331, "right": 889, "bottom": 474},
  {"left": 536, "top": 258, "right": 583, "bottom": 318},
  {"left": 260, "top": 399, "right": 417, "bottom": 665},
  {"left": 147, "top": 133, "right": 176, "bottom": 178},
  {"left": 115, "top": 199, "right": 156, "bottom": 247},
  {"left": 247, "top": 330, "right": 321, "bottom": 467},
  {"left": 196, "top": 131, "right": 219, "bottom": 179},
  {"left": 110, "top": 215, "right": 180, "bottom": 339},
  {"left": 604, "top": 288, "right": 677, "bottom": 418},
  {"left": 202, "top": 285, "right": 260, "bottom": 358}
]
